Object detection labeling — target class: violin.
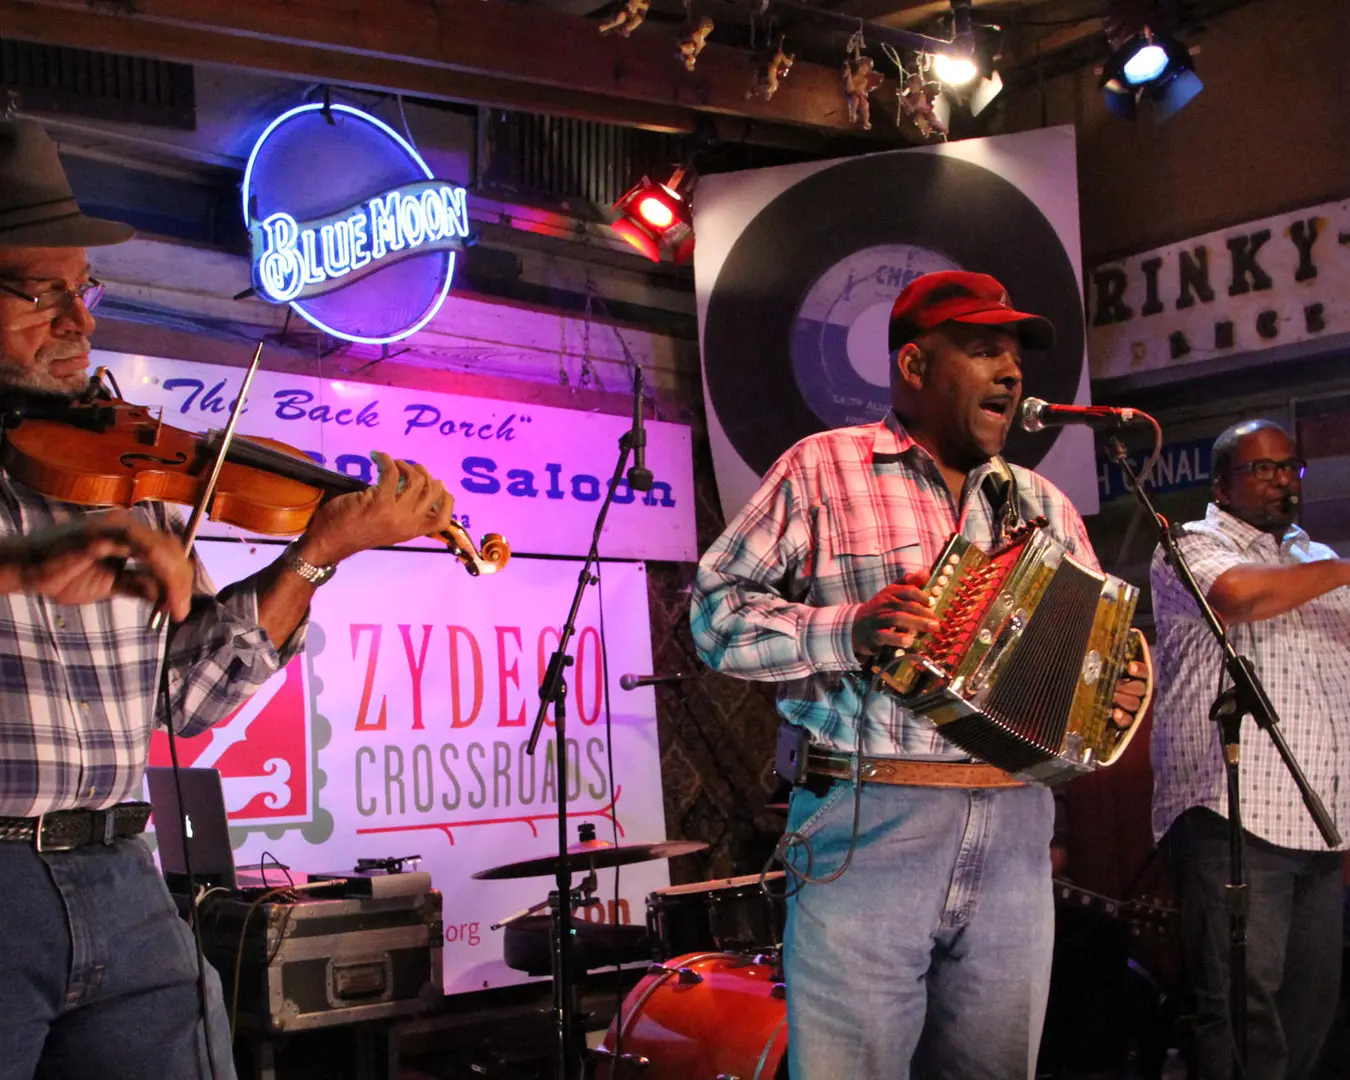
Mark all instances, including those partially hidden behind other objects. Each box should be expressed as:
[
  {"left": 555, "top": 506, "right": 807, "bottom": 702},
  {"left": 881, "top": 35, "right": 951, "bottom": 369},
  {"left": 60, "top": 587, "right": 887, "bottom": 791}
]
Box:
[{"left": 0, "top": 393, "right": 510, "bottom": 576}]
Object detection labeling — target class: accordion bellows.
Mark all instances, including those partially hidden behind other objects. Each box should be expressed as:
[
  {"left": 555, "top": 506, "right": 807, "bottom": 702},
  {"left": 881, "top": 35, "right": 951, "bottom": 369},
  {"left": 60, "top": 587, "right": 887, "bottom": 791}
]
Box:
[{"left": 873, "top": 520, "right": 1151, "bottom": 784}]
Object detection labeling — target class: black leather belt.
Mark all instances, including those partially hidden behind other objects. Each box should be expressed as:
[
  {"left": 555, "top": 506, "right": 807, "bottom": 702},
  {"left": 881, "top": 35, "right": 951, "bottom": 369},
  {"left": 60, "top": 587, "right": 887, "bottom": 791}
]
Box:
[{"left": 0, "top": 803, "right": 152, "bottom": 852}]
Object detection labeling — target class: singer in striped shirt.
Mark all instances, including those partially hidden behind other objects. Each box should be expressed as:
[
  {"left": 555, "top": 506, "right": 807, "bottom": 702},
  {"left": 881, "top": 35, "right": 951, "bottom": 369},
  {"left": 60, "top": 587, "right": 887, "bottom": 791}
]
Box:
[{"left": 692, "top": 271, "right": 1152, "bottom": 1080}]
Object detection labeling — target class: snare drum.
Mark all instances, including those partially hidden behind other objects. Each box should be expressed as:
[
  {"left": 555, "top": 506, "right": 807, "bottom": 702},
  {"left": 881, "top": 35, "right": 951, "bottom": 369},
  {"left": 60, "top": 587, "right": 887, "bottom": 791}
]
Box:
[
  {"left": 592, "top": 951, "right": 788, "bottom": 1080},
  {"left": 646, "top": 872, "right": 786, "bottom": 959}
]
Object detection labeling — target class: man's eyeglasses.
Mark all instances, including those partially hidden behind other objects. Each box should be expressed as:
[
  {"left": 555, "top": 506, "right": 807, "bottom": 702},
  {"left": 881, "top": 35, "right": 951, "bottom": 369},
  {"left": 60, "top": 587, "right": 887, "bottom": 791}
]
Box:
[
  {"left": 1229, "top": 458, "right": 1308, "bottom": 481},
  {"left": 0, "top": 278, "right": 104, "bottom": 314}
]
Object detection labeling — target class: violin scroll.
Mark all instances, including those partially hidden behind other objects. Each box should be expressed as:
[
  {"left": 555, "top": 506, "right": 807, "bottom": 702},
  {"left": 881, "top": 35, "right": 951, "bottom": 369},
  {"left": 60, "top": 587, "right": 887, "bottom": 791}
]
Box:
[{"left": 443, "top": 520, "right": 511, "bottom": 576}]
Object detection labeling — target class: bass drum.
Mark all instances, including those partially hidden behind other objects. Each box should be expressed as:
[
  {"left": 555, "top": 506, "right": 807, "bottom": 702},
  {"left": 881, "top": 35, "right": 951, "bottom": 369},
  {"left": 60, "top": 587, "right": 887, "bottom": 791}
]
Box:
[{"left": 592, "top": 952, "right": 788, "bottom": 1080}]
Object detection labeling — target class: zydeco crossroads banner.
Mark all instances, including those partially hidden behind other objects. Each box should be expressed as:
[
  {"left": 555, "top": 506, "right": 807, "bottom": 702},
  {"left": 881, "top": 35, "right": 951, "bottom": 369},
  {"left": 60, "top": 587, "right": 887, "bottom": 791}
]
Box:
[
  {"left": 95, "top": 350, "right": 696, "bottom": 561},
  {"left": 149, "top": 543, "right": 669, "bottom": 995}
]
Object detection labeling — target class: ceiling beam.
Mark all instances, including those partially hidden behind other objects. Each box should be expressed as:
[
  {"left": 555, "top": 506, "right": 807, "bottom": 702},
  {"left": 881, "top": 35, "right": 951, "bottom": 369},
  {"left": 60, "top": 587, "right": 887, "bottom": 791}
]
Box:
[{"left": 4, "top": 0, "right": 905, "bottom": 139}]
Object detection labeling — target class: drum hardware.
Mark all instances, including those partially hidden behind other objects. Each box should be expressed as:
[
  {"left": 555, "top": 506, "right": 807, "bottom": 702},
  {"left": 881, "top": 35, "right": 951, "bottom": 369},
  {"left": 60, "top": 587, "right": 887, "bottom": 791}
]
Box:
[
  {"left": 590, "top": 1046, "right": 651, "bottom": 1069},
  {"left": 490, "top": 871, "right": 602, "bottom": 931}
]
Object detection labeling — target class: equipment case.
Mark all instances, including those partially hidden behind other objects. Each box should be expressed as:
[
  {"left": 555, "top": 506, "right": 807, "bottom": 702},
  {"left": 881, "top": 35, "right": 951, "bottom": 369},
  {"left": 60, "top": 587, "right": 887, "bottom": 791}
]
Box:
[{"left": 195, "top": 888, "right": 443, "bottom": 1033}]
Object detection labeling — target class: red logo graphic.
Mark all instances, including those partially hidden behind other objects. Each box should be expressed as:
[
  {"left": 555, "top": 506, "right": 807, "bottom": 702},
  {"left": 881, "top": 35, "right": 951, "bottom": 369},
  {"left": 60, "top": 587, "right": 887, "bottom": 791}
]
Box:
[{"left": 148, "top": 654, "right": 313, "bottom": 827}]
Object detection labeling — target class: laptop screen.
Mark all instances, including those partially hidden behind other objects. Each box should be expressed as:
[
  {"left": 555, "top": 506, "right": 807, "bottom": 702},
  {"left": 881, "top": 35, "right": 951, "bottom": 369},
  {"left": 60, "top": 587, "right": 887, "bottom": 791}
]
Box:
[{"left": 145, "top": 767, "right": 237, "bottom": 891}]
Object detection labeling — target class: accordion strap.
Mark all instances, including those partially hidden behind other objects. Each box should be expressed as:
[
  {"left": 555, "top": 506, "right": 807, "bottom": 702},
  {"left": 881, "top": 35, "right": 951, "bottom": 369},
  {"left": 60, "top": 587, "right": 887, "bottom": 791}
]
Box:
[{"left": 981, "top": 456, "right": 1022, "bottom": 542}]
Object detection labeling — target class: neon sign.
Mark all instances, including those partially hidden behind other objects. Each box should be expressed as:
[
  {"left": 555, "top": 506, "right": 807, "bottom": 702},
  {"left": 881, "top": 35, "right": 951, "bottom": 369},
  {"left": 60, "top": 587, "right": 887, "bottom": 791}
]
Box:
[{"left": 242, "top": 103, "right": 469, "bottom": 345}]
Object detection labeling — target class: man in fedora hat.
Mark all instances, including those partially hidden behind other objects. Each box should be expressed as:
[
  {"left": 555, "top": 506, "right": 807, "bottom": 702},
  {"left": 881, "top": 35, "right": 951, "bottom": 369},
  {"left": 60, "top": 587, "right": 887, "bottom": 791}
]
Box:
[
  {"left": 0, "top": 116, "right": 457, "bottom": 1079},
  {"left": 692, "top": 271, "right": 1152, "bottom": 1079}
]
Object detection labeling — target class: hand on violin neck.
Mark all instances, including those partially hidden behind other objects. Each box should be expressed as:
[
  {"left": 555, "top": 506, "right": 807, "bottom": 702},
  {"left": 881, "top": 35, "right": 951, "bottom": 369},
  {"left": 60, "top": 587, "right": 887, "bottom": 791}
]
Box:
[
  {"left": 294, "top": 451, "right": 456, "bottom": 566},
  {"left": 0, "top": 510, "right": 194, "bottom": 621}
]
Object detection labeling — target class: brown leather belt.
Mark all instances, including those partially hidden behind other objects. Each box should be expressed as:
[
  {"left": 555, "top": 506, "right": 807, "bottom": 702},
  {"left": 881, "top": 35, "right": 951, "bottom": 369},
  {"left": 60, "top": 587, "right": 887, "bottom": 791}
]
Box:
[
  {"left": 0, "top": 803, "right": 152, "bottom": 852},
  {"left": 806, "top": 749, "right": 1024, "bottom": 789}
]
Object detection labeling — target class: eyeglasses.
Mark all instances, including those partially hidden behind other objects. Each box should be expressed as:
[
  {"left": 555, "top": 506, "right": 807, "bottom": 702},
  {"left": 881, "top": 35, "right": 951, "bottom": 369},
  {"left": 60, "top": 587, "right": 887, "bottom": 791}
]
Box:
[
  {"left": 1229, "top": 458, "right": 1308, "bottom": 481},
  {"left": 0, "top": 278, "right": 104, "bottom": 314}
]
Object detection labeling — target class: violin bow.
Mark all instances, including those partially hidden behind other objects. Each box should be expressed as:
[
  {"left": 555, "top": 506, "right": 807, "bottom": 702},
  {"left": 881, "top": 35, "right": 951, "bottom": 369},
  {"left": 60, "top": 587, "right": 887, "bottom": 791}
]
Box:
[{"left": 146, "top": 341, "right": 266, "bottom": 633}]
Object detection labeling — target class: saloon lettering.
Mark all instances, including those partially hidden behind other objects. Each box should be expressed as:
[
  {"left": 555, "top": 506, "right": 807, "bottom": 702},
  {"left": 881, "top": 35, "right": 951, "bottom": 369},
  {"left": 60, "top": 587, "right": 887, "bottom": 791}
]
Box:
[{"left": 157, "top": 378, "right": 677, "bottom": 509}]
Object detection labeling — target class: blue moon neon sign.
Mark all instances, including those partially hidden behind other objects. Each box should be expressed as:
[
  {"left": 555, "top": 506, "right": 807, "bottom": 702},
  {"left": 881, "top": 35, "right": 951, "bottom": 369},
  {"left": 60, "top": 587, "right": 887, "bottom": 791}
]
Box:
[{"left": 242, "top": 103, "right": 470, "bottom": 345}]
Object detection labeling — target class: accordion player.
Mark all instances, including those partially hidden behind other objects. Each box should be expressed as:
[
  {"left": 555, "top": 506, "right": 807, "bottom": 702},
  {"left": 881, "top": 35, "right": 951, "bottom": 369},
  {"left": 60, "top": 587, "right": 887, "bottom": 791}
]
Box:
[{"left": 871, "top": 519, "right": 1153, "bottom": 784}]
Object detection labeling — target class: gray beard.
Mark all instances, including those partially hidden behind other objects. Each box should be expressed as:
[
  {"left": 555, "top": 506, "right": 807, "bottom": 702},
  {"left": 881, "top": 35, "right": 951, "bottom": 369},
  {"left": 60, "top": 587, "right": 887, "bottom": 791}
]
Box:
[{"left": 0, "top": 338, "right": 91, "bottom": 396}]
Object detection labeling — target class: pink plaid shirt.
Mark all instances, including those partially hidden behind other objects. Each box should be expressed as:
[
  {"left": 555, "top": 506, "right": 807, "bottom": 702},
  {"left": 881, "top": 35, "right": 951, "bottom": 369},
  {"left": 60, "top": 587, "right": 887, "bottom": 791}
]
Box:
[{"left": 691, "top": 412, "right": 1098, "bottom": 756}]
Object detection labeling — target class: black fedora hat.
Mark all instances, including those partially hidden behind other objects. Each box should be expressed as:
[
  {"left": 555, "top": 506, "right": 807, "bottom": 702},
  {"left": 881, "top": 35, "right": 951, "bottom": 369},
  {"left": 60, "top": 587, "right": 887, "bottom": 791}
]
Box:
[{"left": 0, "top": 117, "right": 133, "bottom": 247}]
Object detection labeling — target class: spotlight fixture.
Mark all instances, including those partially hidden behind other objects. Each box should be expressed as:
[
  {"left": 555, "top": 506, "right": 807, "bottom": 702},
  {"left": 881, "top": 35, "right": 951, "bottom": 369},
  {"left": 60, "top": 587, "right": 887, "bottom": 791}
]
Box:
[
  {"left": 610, "top": 167, "right": 694, "bottom": 264},
  {"left": 1100, "top": 27, "right": 1202, "bottom": 121},
  {"left": 933, "top": 51, "right": 978, "bottom": 87},
  {"left": 928, "top": 48, "right": 1003, "bottom": 131}
]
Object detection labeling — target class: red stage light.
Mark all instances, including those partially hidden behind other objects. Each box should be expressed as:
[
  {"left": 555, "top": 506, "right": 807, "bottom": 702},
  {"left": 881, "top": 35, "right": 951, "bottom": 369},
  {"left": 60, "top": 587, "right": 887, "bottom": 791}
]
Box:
[
  {"left": 636, "top": 195, "right": 675, "bottom": 229},
  {"left": 610, "top": 170, "right": 694, "bottom": 264}
]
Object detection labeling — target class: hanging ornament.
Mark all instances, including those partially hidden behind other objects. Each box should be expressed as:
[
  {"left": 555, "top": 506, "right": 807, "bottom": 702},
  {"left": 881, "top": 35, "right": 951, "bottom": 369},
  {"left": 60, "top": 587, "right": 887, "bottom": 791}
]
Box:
[
  {"left": 598, "top": 0, "right": 650, "bottom": 37},
  {"left": 842, "top": 57, "right": 885, "bottom": 130},
  {"left": 676, "top": 15, "right": 715, "bottom": 71},
  {"left": 840, "top": 25, "right": 884, "bottom": 130},
  {"left": 746, "top": 35, "right": 794, "bottom": 101},
  {"left": 887, "top": 48, "right": 947, "bottom": 140}
]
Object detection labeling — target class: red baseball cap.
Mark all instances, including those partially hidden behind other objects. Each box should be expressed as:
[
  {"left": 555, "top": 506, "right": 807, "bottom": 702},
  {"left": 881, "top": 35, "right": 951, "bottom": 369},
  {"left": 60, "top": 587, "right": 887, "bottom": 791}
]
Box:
[{"left": 888, "top": 271, "right": 1055, "bottom": 352}]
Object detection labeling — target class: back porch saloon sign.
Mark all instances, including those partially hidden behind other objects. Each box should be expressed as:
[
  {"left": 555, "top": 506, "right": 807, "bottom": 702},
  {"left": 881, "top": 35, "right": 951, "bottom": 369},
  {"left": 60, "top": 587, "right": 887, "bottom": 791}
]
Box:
[{"left": 242, "top": 103, "right": 471, "bottom": 345}]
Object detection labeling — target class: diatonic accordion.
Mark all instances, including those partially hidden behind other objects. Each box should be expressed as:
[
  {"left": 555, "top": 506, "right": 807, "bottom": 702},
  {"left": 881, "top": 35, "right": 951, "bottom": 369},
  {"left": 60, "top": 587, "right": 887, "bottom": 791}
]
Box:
[{"left": 872, "top": 520, "right": 1149, "bottom": 784}]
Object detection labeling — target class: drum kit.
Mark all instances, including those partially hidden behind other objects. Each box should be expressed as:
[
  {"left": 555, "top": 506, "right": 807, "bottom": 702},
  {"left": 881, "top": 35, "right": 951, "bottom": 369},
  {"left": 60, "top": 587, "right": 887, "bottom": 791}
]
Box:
[{"left": 472, "top": 826, "right": 790, "bottom": 1080}]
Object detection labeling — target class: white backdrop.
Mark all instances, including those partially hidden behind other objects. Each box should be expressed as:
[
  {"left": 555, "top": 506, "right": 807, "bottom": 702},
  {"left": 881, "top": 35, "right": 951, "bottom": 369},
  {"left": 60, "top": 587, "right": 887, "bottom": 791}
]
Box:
[
  {"left": 95, "top": 350, "right": 696, "bottom": 561},
  {"left": 150, "top": 541, "right": 670, "bottom": 995}
]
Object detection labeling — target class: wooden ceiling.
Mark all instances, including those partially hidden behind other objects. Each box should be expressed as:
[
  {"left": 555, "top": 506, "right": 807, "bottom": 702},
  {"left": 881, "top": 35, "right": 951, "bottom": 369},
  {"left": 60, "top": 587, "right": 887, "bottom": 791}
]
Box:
[{"left": 1, "top": 0, "right": 1253, "bottom": 146}]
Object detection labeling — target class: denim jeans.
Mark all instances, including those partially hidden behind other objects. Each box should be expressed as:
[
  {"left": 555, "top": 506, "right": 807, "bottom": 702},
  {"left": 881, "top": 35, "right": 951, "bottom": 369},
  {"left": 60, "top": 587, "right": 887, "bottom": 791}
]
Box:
[
  {"left": 0, "top": 835, "right": 237, "bottom": 1080},
  {"left": 1165, "top": 806, "right": 1343, "bottom": 1080},
  {"left": 783, "top": 779, "right": 1055, "bottom": 1080}
]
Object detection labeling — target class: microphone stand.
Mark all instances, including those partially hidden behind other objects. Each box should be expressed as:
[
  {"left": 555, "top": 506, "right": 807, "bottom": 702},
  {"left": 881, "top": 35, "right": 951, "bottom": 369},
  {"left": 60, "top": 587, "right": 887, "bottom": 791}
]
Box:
[
  {"left": 526, "top": 367, "right": 653, "bottom": 1080},
  {"left": 1104, "top": 435, "right": 1340, "bottom": 1075}
]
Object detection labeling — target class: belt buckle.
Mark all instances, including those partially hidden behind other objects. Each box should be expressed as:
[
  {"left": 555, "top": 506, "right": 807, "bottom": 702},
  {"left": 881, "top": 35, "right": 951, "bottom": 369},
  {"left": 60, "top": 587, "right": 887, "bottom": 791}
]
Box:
[
  {"left": 34, "top": 811, "right": 81, "bottom": 853},
  {"left": 33, "top": 812, "right": 61, "bottom": 853}
]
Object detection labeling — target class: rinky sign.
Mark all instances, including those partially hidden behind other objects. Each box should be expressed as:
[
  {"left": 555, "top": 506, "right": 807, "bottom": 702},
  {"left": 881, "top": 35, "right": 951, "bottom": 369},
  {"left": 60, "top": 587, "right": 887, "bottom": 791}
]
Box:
[{"left": 242, "top": 103, "right": 470, "bottom": 345}]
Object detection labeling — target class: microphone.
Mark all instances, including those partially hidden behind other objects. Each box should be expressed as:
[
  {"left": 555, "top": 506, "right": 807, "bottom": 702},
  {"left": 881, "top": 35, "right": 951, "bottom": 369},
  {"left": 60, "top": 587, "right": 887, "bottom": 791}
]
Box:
[
  {"left": 619, "top": 672, "right": 694, "bottom": 691},
  {"left": 1019, "top": 397, "right": 1146, "bottom": 433},
  {"left": 626, "top": 365, "right": 654, "bottom": 493}
]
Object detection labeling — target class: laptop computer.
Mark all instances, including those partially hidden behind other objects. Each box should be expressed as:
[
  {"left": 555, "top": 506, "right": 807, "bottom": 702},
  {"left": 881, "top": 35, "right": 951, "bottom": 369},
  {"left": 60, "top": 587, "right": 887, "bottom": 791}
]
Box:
[{"left": 146, "top": 766, "right": 237, "bottom": 891}]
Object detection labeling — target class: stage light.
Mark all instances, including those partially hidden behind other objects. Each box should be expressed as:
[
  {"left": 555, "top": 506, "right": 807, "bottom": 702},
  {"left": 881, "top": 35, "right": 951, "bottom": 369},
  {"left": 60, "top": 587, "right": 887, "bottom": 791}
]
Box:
[
  {"left": 934, "top": 51, "right": 978, "bottom": 87},
  {"left": 1100, "top": 28, "right": 1203, "bottom": 122},
  {"left": 636, "top": 195, "right": 675, "bottom": 229},
  {"left": 1122, "top": 43, "right": 1168, "bottom": 84},
  {"left": 610, "top": 167, "right": 694, "bottom": 264}
]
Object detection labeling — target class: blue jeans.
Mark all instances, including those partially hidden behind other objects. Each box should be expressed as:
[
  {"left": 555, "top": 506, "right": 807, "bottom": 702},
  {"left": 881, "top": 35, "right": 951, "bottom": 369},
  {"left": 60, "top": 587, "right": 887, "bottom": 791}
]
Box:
[
  {"left": 783, "top": 780, "right": 1054, "bottom": 1080},
  {"left": 0, "top": 835, "right": 237, "bottom": 1080},
  {"left": 1165, "top": 807, "right": 1343, "bottom": 1080}
]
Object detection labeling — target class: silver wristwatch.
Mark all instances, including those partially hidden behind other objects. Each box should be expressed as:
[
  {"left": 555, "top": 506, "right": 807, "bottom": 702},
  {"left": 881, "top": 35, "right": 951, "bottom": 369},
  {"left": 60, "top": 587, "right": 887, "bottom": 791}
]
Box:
[{"left": 282, "top": 542, "right": 337, "bottom": 587}]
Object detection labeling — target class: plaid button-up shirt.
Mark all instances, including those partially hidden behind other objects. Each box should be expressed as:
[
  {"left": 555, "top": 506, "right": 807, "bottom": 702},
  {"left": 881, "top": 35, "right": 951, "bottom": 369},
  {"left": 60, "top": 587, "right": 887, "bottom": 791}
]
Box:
[
  {"left": 1150, "top": 503, "right": 1350, "bottom": 851},
  {"left": 0, "top": 472, "right": 307, "bottom": 818},
  {"left": 691, "top": 412, "right": 1098, "bottom": 757}
]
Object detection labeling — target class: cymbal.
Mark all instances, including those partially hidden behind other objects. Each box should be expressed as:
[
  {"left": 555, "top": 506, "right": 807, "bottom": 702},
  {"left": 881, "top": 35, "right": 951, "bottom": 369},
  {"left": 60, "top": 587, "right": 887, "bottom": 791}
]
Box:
[{"left": 472, "top": 839, "right": 708, "bottom": 880}]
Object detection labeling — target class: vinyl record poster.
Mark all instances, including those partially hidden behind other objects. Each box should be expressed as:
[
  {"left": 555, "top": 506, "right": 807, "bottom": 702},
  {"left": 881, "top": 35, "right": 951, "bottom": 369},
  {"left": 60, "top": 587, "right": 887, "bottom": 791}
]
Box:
[{"left": 693, "top": 126, "right": 1099, "bottom": 521}]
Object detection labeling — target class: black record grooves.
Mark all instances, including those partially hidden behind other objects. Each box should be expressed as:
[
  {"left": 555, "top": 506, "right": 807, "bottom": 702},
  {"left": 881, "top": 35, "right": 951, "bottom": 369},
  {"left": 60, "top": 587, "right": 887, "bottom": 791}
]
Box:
[{"left": 702, "top": 151, "right": 1085, "bottom": 478}]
